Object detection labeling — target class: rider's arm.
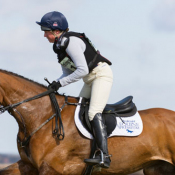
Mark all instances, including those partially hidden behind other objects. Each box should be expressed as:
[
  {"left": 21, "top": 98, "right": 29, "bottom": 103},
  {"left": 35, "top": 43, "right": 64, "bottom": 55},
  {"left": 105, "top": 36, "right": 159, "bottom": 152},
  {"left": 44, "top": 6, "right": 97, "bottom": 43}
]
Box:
[
  {"left": 56, "top": 66, "right": 73, "bottom": 81},
  {"left": 58, "top": 36, "right": 89, "bottom": 87}
]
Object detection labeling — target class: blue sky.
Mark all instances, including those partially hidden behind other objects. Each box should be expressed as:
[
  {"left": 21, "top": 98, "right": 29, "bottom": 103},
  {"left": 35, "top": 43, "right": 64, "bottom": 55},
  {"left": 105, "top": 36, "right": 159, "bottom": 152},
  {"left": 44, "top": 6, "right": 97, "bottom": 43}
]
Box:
[{"left": 0, "top": 0, "right": 175, "bottom": 154}]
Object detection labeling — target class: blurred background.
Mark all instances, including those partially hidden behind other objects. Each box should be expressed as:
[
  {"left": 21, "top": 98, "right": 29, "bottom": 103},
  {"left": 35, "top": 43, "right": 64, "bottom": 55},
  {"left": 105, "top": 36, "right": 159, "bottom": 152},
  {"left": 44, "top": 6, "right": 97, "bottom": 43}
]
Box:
[{"left": 0, "top": 0, "right": 175, "bottom": 174}]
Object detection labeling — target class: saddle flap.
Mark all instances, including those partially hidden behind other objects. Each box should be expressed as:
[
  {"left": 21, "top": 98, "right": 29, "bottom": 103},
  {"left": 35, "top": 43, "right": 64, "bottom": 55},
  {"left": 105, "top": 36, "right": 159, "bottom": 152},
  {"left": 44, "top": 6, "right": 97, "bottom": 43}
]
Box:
[
  {"left": 103, "top": 113, "right": 117, "bottom": 136},
  {"left": 79, "top": 98, "right": 117, "bottom": 136}
]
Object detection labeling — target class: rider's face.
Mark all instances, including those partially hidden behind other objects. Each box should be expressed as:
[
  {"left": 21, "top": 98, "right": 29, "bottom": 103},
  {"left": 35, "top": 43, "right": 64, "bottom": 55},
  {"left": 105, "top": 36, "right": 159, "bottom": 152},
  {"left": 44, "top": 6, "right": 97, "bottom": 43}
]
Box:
[
  {"left": 44, "top": 30, "right": 61, "bottom": 43},
  {"left": 44, "top": 31, "right": 55, "bottom": 43}
]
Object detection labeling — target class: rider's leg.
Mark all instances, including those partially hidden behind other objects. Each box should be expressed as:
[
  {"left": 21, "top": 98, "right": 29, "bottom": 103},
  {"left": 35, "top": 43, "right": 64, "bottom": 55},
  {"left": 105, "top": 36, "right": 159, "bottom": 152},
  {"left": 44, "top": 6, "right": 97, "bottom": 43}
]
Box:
[
  {"left": 83, "top": 62, "right": 113, "bottom": 168},
  {"left": 88, "top": 63, "right": 113, "bottom": 121},
  {"left": 79, "top": 83, "right": 91, "bottom": 99}
]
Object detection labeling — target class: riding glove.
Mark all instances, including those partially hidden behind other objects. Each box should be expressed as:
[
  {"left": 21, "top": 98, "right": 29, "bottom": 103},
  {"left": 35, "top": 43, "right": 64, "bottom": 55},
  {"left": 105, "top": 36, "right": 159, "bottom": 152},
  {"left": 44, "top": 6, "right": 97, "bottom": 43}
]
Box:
[{"left": 49, "top": 81, "right": 62, "bottom": 91}]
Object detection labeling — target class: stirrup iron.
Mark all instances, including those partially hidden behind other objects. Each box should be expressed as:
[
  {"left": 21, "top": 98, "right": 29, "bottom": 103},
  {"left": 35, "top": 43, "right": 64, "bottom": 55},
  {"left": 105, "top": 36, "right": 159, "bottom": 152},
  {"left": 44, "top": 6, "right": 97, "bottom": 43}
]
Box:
[{"left": 93, "top": 149, "right": 112, "bottom": 166}]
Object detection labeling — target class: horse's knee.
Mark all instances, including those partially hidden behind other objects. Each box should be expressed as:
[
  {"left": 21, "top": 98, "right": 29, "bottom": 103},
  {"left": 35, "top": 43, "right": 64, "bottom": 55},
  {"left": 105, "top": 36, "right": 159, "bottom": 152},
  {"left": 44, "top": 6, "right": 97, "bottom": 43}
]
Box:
[
  {"left": 143, "top": 167, "right": 156, "bottom": 175},
  {"left": 39, "top": 162, "right": 58, "bottom": 175},
  {"left": 0, "top": 160, "right": 38, "bottom": 175},
  {"left": 0, "top": 162, "right": 21, "bottom": 175},
  {"left": 143, "top": 161, "right": 175, "bottom": 175}
]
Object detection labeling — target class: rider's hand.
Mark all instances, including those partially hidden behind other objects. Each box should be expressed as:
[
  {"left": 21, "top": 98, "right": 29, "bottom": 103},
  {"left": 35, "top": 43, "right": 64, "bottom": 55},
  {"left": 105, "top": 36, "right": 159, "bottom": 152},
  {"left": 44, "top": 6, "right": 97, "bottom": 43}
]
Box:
[{"left": 49, "top": 81, "right": 62, "bottom": 91}]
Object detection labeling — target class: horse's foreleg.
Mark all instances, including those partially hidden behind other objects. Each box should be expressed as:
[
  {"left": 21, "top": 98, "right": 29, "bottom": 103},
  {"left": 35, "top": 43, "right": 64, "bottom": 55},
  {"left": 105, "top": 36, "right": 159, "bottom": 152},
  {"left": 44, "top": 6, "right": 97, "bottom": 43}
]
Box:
[
  {"left": 39, "top": 160, "right": 86, "bottom": 175},
  {"left": 39, "top": 162, "right": 59, "bottom": 175},
  {"left": 0, "top": 160, "right": 38, "bottom": 175},
  {"left": 143, "top": 161, "right": 175, "bottom": 175}
]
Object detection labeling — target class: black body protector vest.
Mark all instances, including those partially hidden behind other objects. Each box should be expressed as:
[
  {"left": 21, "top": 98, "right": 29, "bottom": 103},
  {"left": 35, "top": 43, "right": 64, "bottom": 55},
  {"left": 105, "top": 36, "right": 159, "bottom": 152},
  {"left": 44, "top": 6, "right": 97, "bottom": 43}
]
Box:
[{"left": 53, "top": 31, "right": 112, "bottom": 72}]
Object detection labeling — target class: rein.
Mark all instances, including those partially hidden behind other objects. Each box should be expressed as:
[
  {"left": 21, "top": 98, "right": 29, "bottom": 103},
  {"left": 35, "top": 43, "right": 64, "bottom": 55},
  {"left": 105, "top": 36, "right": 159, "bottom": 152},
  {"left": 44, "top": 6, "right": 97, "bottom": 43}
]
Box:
[
  {"left": 0, "top": 89, "right": 80, "bottom": 148},
  {"left": 0, "top": 89, "right": 54, "bottom": 113}
]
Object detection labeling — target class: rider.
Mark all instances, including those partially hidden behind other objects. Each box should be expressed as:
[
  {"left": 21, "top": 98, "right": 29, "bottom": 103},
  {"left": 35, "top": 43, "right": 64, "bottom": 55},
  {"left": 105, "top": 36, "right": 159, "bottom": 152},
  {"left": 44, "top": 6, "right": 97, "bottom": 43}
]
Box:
[{"left": 36, "top": 11, "right": 113, "bottom": 168}]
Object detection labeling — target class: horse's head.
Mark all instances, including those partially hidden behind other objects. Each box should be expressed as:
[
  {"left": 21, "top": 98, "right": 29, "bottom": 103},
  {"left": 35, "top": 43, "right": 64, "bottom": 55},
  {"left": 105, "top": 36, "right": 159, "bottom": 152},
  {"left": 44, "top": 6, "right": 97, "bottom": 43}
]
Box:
[
  {"left": 0, "top": 79, "right": 8, "bottom": 115},
  {"left": 0, "top": 78, "right": 5, "bottom": 107},
  {"left": 0, "top": 69, "right": 20, "bottom": 107},
  {"left": 0, "top": 76, "right": 10, "bottom": 113},
  {"left": 0, "top": 88, "right": 4, "bottom": 105}
]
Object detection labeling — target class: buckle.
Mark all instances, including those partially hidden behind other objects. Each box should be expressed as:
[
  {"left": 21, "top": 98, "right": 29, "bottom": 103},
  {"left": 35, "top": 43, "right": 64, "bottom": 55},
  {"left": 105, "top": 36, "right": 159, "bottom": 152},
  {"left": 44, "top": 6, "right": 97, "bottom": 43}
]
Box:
[{"left": 18, "top": 140, "right": 25, "bottom": 148}]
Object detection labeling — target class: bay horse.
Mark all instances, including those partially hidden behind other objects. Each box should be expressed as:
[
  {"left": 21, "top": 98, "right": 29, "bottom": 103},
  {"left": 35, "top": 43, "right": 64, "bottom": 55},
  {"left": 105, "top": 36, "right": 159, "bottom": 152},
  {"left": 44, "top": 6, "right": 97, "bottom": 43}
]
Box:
[{"left": 0, "top": 69, "right": 175, "bottom": 175}]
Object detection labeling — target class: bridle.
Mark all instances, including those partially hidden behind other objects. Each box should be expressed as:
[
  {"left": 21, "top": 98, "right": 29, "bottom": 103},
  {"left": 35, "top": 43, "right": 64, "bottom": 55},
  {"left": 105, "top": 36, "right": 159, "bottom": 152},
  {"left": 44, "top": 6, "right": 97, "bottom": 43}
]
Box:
[{"left": 0, "top": 88, "right": 80, "bottom": 149}]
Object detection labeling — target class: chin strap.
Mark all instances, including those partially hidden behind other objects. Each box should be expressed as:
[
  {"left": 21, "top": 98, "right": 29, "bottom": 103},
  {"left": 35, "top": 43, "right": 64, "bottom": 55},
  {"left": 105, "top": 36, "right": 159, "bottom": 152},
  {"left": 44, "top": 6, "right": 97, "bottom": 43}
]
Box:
[
  {"left": 51, "top": 31, "right": 64, "bottom": 38},
  {"left": 51, "top": 28, "right": 69, "bottom": 40}
]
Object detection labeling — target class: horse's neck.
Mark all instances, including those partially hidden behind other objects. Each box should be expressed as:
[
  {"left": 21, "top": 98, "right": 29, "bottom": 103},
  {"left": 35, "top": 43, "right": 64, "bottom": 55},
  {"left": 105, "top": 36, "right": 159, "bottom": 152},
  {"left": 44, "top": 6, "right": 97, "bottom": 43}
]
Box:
[
  {"left": 1, "top": 74, "right": 46, "bottom": 106},
  {"left": 0, "top": 72, "right": 63, "bottom": 131}
]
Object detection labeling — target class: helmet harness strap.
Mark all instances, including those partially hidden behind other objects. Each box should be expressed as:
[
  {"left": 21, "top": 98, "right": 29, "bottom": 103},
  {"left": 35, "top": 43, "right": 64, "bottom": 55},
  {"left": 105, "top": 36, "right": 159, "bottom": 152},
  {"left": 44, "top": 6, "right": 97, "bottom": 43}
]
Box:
[{"left": 51, "top": 31, "right": 63, "bottom": 38}]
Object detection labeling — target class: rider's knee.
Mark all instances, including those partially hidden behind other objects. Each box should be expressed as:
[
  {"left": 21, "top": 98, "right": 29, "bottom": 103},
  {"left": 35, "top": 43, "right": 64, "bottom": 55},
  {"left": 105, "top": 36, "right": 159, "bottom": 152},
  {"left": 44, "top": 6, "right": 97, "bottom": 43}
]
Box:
[{"left": 89, "top": 110, "right": 102, "bottom": 121}]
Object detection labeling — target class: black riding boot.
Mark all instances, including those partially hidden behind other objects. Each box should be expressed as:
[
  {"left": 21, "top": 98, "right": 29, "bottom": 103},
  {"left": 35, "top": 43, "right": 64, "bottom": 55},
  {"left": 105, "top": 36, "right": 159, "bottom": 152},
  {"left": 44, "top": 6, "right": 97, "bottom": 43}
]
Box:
[{"left": 84, "top": 113, "right": 111, "bottom": 168}]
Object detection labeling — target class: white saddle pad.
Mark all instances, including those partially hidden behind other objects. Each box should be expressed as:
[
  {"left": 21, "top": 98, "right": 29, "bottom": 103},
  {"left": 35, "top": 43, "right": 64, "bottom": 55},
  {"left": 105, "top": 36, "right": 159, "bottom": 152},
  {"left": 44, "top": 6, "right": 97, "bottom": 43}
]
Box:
[{"left": 74, "top": 98, "right": 143, "bottom": 139}]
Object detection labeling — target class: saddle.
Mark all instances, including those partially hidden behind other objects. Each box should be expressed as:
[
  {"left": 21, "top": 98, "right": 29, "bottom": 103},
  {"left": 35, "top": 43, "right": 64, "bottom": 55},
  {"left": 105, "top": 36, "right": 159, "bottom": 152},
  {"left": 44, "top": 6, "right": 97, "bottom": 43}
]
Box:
[{"left": 79, "top": 96, "right": 137, "bottom": 136}]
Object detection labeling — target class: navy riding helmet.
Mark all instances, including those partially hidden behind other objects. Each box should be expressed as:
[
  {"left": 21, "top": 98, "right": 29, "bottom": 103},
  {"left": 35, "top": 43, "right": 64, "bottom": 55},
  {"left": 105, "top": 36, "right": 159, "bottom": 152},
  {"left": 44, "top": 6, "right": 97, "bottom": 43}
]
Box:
[{"left": 36, "top": 11, "right": 68, "bottom": 31}]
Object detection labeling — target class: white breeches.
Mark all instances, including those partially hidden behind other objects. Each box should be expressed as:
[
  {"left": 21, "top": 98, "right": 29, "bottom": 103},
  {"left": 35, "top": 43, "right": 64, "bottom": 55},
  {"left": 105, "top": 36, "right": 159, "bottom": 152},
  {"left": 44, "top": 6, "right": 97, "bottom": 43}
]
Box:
[{"left": 79, "top": 62, "right": 113, "bottom": 121}]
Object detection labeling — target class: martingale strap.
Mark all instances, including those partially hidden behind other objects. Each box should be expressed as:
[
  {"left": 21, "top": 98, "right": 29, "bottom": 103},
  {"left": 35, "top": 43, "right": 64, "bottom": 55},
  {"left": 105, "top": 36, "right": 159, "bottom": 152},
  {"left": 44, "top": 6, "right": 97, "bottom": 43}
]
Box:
[
  {"left": 0, "top": 88, "right": 83, "bottom": 149},
  {"left": 0, "top": 88, "right": 66, "bottom": 150},
  {"left": 19, "top": 114, "right": 56, "bottom": 147}
]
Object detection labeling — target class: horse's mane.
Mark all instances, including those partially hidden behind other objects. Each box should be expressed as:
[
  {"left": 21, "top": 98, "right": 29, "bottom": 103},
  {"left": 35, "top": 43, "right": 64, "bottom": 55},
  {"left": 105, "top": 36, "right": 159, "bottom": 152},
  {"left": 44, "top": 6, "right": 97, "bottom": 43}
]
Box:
[
  {"left": 0, "top": 69, "right": 79, "bottom": 99},
  {"left": 0, "top": 69, "right": 46, "bottom": 88}
]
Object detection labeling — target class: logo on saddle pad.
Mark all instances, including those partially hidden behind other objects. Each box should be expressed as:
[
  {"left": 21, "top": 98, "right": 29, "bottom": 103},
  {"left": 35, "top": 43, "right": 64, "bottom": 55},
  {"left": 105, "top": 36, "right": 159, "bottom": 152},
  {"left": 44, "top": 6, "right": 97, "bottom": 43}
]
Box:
[
  {"left": 118, "top": 119, "right": 140, "bottom": 134},
  {"left": 126, "top": 129, "right": 134, "bottom": 133}
]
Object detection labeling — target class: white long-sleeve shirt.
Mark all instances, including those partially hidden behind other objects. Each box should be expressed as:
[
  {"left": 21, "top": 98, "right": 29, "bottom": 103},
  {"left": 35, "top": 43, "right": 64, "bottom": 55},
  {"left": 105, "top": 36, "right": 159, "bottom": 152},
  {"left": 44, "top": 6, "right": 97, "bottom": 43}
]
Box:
[{"left": 56, "top": 36, "right": 89, "bottom": 87}]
